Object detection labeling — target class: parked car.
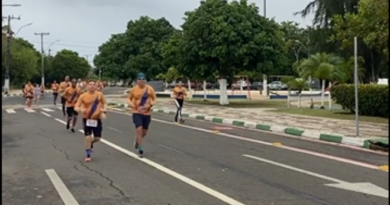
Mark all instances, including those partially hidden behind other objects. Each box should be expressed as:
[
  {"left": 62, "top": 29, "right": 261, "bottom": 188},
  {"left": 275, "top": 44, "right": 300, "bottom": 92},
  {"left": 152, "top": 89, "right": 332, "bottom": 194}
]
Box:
[
  {"left": 232, "top": 80, "right": 251, "bottom": 89},
  {"left": 267, "top": 81, "right": 288, "bottom": 90},
  {"left": 250, "top": 82, "right": 263, "bottom": 90}
]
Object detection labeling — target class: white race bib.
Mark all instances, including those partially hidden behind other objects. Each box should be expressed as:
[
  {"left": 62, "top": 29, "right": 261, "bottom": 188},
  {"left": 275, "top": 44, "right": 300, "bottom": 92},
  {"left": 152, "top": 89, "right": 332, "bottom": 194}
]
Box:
[{"left": 86, "top": 119, "right": 97, "bottom": 127}]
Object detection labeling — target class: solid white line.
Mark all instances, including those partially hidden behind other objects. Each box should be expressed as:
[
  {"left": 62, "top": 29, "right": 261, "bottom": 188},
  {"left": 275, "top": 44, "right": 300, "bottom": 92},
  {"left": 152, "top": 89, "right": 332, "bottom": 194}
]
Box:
[
  {"left": 24, "top": 108, "right": 36, "bottom": 113},
  {"left": 106, "top": 110, "right": 384, "bottom": 171},
  {"left": 243, "top": 154, "right": 343, "bottom": 183},
  {"left": 41, "top": 108, "right": 54, "bottom": 112},
  {"left": 76, "top": 129, "right": 245, "bottom": 205},
  {"left": 45, "top": 169, "right": 80, "bottom": 205},
  {"left": 56, "top": 118, "right": 66, "bottom": 124},
  {"left": 41, "top": 111, "right": 51, "bottom": 117},
  {"left": 5, "top": 109, "right": 16, "bottom": 113}
]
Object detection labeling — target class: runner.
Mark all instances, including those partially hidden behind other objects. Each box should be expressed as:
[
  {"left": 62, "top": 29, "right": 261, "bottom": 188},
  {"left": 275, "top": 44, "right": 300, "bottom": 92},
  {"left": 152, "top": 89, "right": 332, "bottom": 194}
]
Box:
[
  {"left": 40, "top": 84, "right": 45, "bottom": 99},
  {"left": 75, "top": 80, "right": 107, "bottom": 162},
  {"left": 51, "top": 80, "right": 59, "bottom": 105},
  {"left": 127, "top": 72, "right": 156, "bottom": 158},
  {"left": 24, "top": 81, "right": 34, "bottom": 109},
  {"left": 63, "top": 79, "right": 82, "bottom": 133},
  {"left": 59, "top": 76, "right": 70, "bottom": 117},
  {"left": 172, "top": 81, "right": 187, "bottom": 123},
  {"left": 34, "top": 84, "right": 41, "bottom": 104}
]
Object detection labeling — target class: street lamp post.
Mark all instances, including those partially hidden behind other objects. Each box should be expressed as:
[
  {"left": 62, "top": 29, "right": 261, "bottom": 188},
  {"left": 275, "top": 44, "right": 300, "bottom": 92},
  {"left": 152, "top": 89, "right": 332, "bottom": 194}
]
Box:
[{"left": 14, "top": 23, "right": 32, "bottom": 36}]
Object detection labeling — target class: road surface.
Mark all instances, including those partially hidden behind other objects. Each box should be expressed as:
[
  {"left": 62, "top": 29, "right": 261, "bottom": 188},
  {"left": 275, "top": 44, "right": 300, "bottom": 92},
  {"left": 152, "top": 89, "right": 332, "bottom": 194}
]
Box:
[{"left": 2, "top": 96, "right": 388, "bottom": 205}]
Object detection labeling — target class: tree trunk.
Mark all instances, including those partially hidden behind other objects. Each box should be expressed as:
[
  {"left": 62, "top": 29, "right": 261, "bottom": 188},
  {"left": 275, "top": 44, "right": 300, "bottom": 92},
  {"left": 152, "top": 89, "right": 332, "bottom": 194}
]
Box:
[
  {"left": 320, "top": 79, "right": 325, "bottom": 109},
  {"left": 219, "top": 78, "right": 229, "bottom": 105}
]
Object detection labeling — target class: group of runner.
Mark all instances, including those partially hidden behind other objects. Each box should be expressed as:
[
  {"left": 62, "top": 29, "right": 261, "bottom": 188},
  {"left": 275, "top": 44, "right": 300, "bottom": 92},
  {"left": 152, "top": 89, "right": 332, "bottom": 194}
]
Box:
[
  {"left": 23, "top": 73, "right": 187, "bottom": 162},
  {"left": 22, "top": 82, "right": 46, "bottom": 108}
]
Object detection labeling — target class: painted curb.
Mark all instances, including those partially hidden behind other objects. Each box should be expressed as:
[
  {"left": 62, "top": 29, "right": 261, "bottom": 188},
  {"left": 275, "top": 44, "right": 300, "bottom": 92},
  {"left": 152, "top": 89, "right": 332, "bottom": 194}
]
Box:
[
  {"left": 2, "top": 91, "right": 53, "bottom": 97},
  {"left": 107, "top": 102, "right": 388, "bottom": 151}
]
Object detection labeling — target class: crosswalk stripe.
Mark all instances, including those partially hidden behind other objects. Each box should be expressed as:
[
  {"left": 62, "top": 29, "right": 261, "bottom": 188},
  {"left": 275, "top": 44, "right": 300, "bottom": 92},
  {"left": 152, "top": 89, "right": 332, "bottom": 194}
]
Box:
[
  {"left": 57, "top": 107, "right": 62, "bottom": 110},
  {"left": 5, "top": 109, "right": 16, "bottom": 113},
  {"left": 24, "top": 108, "right": 36, "bottom": 113},
  {"left": 41, "top": 108, "right": 54, "bottom": 112}
]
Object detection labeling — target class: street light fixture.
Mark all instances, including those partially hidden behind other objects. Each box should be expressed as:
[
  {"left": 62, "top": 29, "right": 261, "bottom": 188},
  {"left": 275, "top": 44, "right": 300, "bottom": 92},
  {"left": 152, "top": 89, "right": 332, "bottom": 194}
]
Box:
[
  {"left": 2, "top": 4, "right": 21, "bottom": 6},
  {"left": 14, "top": 22, "right": 33, "bottom": 36},
  {"left": 45, "top": 39, "right": 60, "bottom": 53}
]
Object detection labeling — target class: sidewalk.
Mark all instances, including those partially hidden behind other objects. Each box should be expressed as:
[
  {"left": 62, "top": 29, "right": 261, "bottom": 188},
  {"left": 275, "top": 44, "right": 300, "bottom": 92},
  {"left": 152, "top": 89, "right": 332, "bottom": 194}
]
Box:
[{"left": 106, "top": 97, "right": 388, "bottom": 149}]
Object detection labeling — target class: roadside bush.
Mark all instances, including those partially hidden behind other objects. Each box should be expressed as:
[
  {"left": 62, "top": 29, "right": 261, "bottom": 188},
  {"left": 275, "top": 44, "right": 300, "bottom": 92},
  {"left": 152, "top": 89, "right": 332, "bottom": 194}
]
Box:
[{"left": 331, "top": 84, "right": 388, "bottom": 118}]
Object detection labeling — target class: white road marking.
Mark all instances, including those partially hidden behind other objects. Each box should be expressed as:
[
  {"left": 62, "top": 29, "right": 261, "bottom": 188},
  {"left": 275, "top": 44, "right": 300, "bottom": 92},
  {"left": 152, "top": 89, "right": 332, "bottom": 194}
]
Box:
[
  {"left": 41, "top": 108, "right": 54, "bottom": 112},
  {"left": 57, "top": 107, "right": 62, "bottom": 110},
  {"left": 45, "top": 169, "right": 80, "bottom": 205},
  {"left": 24, "top": 108, "right": 36, "bottom": 113},
  {"left": 108, "top": 126, "right": 123, "bottom": 133},
  {"left": 41, "top": 111, "right": 51, "bottom": 117},
  {"left": 61, "top": 126, "right": 244, "bottom": 205},
  {"left": 55, "top": 118, "right": 66, "bottom": 124},
  {"left": 107, "top": 110, "right": 384, "bottom": 171},
  {"left": 5, "top": 109, "right": 16, "bottom": 113},
  {"left": 243, "top": 154, "right": 388, "bottom": 198}
]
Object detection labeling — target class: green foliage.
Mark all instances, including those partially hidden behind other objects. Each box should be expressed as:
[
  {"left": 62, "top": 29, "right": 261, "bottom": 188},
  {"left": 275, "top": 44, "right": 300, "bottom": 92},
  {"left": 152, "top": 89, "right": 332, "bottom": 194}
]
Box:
[
  {"left": 94, "top": 16, "right": 176, "bottom": 81},
  {"left": 299, "top": 52, "right": 348, "bottom": 82},
  {"left": 155, "top": 67, "right": 183, "bottom": 81},
  {"left": 331, "top": 84, "right": 388, "bottom": 118},
  {"left": 281, "top": 76, "right": 309, "bottom": 91},
  {"left": 49, "top": 49, "right": 90, "bottom": 81},
  {"left": 162, "top": 0, "right": 288, "bottom": 80}
]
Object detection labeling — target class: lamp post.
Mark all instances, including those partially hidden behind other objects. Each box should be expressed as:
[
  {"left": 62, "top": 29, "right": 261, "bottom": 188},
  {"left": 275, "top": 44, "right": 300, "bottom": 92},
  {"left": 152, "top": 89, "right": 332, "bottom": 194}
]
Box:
[{"left": 14, "top": 22, "right": 32, "bottom": 36}]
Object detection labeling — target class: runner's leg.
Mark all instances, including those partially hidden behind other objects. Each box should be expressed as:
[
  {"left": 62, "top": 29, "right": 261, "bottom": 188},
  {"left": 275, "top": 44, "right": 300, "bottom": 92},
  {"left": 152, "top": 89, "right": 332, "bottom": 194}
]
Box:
[
  {"left": 53, "top": 93, "right": 58, "bottom": 105},
  {"left": 61, "top": 97, "right": 66, "bottom": 116},
  {"left": 132, "top": 114, "right": 144, "bottom": 155},
  {"left": 83, "top": 119, "right": 93, "bottom": 162},
  {"left": 177, "top": 99, "right": 184, "bottom": 123},
  {"left": 66, "top": 107, "right": 73, "bottom": 130},
  {"left": 174, "top": 99, "right": 180, "bottom": 122},
  {"left": 90, "top": 120, "right": 103, "bottom": 150},
  {"left": 71, "top": 108, "right": 78, "bottom": 133}
]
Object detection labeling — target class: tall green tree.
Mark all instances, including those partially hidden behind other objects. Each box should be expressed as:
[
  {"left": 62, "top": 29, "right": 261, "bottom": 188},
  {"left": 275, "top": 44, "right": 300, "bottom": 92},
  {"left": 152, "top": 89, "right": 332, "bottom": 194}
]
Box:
[
  {"left": 49, "top": 49, "right": 90, "bottom": 81},
  {"left": 94, "top": 16, "right": 176, "bottom": 81},
  {"left": 162, "top": 0, "right": 287, "bottom": 105}
]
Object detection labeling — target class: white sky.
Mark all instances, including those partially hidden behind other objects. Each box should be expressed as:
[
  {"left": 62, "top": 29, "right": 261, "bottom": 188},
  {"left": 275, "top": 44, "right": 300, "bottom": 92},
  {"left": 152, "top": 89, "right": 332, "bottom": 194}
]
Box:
[{"left": 2, "top": 0, "right": 313, "bottom": 65}]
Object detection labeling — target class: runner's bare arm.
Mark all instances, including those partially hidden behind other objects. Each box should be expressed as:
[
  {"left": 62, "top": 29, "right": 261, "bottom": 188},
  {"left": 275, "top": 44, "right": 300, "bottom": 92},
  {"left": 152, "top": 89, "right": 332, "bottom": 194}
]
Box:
[
  {"left": 74, "top": 94, "right": 84, "bottom": 112},
  {"left": 127, "top": 89, "right": 135, "bottom": 109},
  {"left": 100, "top": 93, "right": 107, "bottom": 111},
  {"left": 183, "top": 88, "right": 187, "bottom": 96}
]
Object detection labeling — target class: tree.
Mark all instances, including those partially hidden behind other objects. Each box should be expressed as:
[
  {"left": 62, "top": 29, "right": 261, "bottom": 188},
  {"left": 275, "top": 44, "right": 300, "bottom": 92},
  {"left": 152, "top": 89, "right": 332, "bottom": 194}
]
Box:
[
  {"left": 299, "top": 53, "right": 347, "bottom": 108},
  {"left": 162, "top": 0, "right": 287, "bottom": 105},
  {"left": 281, "top": 76, "right": 309, "bottom": 108},
  {"left": 332, "top": 0, "right": 388, "bottom": 57},
  {"left": 155, "top": 67, "right": 183, "bottom": 82},
  {"left": 49, "top": 49, "right": 90, "bottom": 81},
  {"left": 94, "top": 16, "right": 176, "bottom": 81}
]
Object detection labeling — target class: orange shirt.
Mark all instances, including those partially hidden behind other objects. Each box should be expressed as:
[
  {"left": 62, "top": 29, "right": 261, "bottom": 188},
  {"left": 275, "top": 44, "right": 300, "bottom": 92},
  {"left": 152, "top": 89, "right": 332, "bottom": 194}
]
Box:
[
  {"left": 172, "top": 86, "right": 187, "bottom": 100},
  {"left": 63, "top": 86, "right": 82, "bottom": 107},
  {"left": 75, "top": 91, "right": 107, "bottom": 120},
  {"left": 24, "top": 84, "right": 34, "bottom": 97},
  {"left": 59, "top": 81, "right": 70, "bottom": 95},
  {"left": 52, "top": 83, "right": 59, "bottom": 93},
  {"left": 128, "top": 85, "right": 156, "bottom": 115}
]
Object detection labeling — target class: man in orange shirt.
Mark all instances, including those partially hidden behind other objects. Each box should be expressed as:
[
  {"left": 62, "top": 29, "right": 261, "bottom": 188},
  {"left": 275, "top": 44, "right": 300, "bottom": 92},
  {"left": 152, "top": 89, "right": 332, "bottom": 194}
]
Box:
[
  {"left": 59, "top": 76, "right": 70, "bottom": 117},
  {"left": 172, "top": 81, "right": 187, "bottom": 123},
  {"left": 63, "top": 79, "right": 82, "bottom": 133},
  {"left": 51, "top": 80, "right": 59, "bottom": 105},
  {"left": 127, "top": 72, "right": 156, "bottom": 158},
  {"left": 75, "top": 80, "right": 107, "bottom": 162}
]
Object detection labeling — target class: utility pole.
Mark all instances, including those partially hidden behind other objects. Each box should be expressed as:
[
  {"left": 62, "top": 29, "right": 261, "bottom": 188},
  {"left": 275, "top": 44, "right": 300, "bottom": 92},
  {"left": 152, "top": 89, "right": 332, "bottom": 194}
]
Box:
[
  {"left": 34, "top": 32, "right": 50, "bottom": 87},
  {"left": 262, "top": 0, "right": 268, "bottom": 96},
  {"left": 2, "top": 15, "right": 20, "bottom": 95}
]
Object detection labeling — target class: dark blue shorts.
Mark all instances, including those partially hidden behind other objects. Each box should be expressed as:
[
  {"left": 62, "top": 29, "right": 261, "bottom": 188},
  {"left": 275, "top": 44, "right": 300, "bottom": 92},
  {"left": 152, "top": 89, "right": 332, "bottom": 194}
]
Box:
[{"left": 132, "top": 114, "right": 151, "bottom": 130}]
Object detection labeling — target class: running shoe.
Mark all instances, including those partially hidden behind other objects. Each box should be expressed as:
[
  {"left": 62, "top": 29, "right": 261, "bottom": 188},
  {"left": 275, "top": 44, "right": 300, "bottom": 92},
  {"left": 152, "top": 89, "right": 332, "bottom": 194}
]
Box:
[
  {"left": 85, "top": 157, "right": 91, "bottom": 162},
  {"left": 133, "top": 141, "right": 139, "bottom": 149},
  {"left": 138, "top": 150, "right": 144, "bottom": 158}
]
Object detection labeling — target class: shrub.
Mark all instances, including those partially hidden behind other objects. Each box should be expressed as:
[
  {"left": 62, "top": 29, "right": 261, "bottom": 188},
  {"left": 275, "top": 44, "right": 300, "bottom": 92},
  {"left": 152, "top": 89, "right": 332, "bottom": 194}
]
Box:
[{"left": 331, "top": 84, "right": 388, "bottom": 118}]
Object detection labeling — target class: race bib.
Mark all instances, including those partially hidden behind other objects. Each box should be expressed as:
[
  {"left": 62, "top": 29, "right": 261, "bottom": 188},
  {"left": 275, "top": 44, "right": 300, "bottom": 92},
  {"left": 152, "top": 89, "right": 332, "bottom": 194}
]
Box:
[{"left": 86, "top": 119, "right": 97, "bottom": 127}]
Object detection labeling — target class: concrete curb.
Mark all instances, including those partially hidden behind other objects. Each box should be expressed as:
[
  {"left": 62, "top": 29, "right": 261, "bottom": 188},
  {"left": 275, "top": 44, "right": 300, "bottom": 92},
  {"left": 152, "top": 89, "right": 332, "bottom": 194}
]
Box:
[
  {"left": 2, "top": 91, "right": 53, "bottom": 97},
  {"left": 107, "top": 102, "right": 388, "bottom": 151}
]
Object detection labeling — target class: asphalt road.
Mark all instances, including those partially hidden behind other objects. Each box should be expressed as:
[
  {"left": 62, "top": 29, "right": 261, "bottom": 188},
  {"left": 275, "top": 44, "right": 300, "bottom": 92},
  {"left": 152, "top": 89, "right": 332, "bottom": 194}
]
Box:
[{"left": 2, "top": 104, "right": 388, "bottom": 205}]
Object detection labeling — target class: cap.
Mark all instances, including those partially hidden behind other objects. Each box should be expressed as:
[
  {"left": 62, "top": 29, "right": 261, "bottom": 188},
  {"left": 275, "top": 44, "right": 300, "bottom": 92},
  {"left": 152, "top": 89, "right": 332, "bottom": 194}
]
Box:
[{"left": 137, "top": 72, "right": 145, "bottom": 79}]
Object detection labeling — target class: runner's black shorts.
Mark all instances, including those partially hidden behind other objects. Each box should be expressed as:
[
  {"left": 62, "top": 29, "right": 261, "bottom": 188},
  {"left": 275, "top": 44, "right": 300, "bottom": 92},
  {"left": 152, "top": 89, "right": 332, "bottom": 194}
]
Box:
[
  {"left": 82, "top": 118, "right": 103, "bottom": 137},
  {"left": 132, "top": 113, "right": 151, "bottom": 130},
  {"left": 66, "top": 107, "right": 78, "bottom": 117},
  {"left": 61, "top": 96, "right": 66, "bottom": 104},
  {"left": 53, "top": 92, "right": 58, "bottom": 96}
]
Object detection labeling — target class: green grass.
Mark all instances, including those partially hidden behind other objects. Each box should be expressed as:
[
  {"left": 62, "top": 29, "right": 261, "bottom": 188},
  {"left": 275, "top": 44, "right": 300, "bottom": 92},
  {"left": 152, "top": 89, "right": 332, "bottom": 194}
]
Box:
[
  {"left": 186, "top": 98, "right": 287, "bottom": 108},
  {"left": 273, "top": 108, "right": 388, "bottom": 124}
]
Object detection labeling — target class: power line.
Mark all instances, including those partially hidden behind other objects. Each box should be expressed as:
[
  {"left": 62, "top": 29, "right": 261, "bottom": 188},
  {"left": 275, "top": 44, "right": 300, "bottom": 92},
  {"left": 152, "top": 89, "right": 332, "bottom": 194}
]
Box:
[{"left": 32, "top": 42, "right": 98, "bottom": 49}]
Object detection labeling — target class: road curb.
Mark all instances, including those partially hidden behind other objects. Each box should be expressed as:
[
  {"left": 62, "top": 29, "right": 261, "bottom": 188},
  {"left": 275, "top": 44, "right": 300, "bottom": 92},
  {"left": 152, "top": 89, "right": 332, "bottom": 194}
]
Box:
[
  {"left": 2, "top": 91, "right": 53, "bottom": 97},
  {"left": 106, "top": 102, "right": 387, "bottom": 151}
]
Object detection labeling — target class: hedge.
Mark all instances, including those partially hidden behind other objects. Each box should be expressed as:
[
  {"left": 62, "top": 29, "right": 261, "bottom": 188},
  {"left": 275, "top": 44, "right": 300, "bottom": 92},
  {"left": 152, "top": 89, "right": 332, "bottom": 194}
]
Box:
[{"left": 330, "top": 84, "right": 388, "bottom": 118}]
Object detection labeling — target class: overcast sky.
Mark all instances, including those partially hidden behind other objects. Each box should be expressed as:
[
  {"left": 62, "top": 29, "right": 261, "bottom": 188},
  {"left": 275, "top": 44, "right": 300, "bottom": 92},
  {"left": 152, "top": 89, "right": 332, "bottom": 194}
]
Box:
[{"left": 2, "top": 0, "right": 313, "bottom": 66}]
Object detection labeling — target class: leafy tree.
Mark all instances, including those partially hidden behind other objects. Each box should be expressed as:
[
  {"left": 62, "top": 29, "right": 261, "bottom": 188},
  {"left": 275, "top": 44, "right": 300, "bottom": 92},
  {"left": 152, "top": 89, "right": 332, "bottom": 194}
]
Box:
[
  {"left": 299, "top": 53, "right": 347, "bottom": 108},
  {"left": 49, "top": 49, "right": 90, "bottom": 81},
  {"left": 162, "top": 0, "right": 287, "bottom": 105},
  {"left": 281, "top": 76, "right": 309, "bottom": 108},
  {"left": 156, "top": 67, "right": 183, "bottom": 82},
  {"left": 94, "top": 16, "right": 176, "bottom": 81}
]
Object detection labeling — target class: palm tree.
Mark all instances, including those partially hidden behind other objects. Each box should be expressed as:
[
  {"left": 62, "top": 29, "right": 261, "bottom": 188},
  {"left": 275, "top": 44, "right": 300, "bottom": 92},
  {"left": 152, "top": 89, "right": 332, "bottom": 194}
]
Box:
[
  {"left": 282, "top": 76, "right": 309, "bottom": 108},
  {"left": 299, "top": 53, "right": 347, "bottom": 109}
]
